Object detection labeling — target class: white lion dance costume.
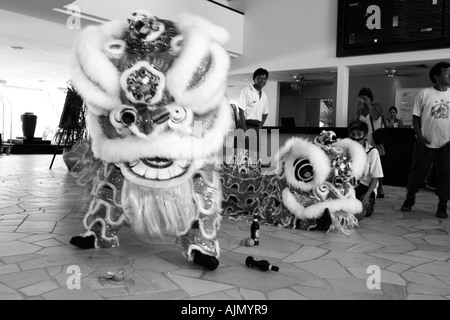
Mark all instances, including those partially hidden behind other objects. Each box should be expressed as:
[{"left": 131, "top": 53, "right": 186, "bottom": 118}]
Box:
[
  {"left": 261, "top": 131, "right": 368, "bottom": 234},
  {"left": 67, "top": 10, "right": 233, "bottom": 270}
]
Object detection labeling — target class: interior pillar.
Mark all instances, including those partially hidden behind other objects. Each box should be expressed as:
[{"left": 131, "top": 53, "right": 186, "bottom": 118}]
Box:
[{"left": 335, "top": 65, "right": 350, "bottom": 127}]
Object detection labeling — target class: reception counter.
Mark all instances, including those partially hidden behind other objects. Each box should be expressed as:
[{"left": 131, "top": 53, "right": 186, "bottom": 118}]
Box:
[{"left": 258, "top": 127, "right": 415, "bottom": 187}]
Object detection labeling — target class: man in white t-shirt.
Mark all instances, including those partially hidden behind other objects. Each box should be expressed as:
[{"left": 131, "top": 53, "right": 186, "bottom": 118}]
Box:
[
  {"left": 348, "top": 120, "right": 384, "bottom": 219},
  {"left": 401, "top": 62, "right": 450, "bottom": 219},
  {"left": 237, "top": 68, "right": 269, "bottom": 160},
  {"left": 237, "top": 68, "right": 269, "bottom": 131}
]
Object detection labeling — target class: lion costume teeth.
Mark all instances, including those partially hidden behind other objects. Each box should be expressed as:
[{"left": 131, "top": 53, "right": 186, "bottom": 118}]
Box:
[{"left": 67, "top": 10, "right": 232, "bottom": 270}]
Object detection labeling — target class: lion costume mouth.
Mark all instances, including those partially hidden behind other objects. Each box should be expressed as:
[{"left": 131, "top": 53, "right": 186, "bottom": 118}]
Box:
[
  {"left": 282, "top": 180, "right": 363, "bottom": 221},
  {"left": 119, "top": 157, "right": 196, "bottom": 188}
]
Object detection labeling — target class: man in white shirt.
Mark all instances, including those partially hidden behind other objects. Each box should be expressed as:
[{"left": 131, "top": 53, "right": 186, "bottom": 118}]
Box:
[
  {"left": 237, "top": 68, "right": 269, "bottom": 162},
  {"left": 401, "top": 62, "right": 450, "bottom": 219},
  {"left": 237, "top": 68, "right": 269, "bottom": 131}
]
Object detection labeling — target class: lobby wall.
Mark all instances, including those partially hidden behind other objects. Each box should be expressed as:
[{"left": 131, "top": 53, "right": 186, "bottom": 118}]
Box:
[{"left": 229, "top": 0, "right": 450, "bottom": 125}]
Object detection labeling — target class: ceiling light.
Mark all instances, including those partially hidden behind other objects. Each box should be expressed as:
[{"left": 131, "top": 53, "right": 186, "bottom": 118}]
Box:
[{"left": 385, "top": 68, "right": 397, "bottom": 77}]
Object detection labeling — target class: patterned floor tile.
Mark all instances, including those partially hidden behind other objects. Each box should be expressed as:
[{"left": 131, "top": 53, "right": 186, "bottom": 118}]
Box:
[
  {"left": 294, "top": 260, "right": 352, "bottom": 279},
  {"left": 282, "top": 246, "right": 329, "bottom": 263},
  {"left": 267, "top": 288, "right": 308, "bottom": 300},
  {"left": 19, "top": 280, "right": 60, "bottom": 296},
  {"left": 409, "top": 261, "right": 450, "bottom": 277},
  {"left": 0, "top": 241, "right": 41, "bottom": 257},
  {"left": 0, "top": 155, "right": 449, "bottom": 300},
  {"left": 167, "top": 273, "right": 234, "bottom": 297}
]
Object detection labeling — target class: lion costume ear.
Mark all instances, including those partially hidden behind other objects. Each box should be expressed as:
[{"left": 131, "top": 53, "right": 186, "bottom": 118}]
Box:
[
  {"left": 275, "top": 139, "right": 293, "bottom": 178},
  {"left": 165, "top": 13, "right": 230, "bottom": 114},
  {"left": 71, "top": 20, "right": 128, "bottom": 115}
]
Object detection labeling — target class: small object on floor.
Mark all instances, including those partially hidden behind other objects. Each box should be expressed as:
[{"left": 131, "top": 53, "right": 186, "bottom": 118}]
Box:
[
  {"left": 245, "top": 256, "right": 279, "bottom": 272},
  {"left": 193, "top": 250, "right": 219, "bottom": 271},
  {"left": 104, "top": 268, "right": 126, "bottom": 281},
  {"left": 250, "top": 213, "right": 260, "bottom": 245},
  {"left": 245, "top": 238, "right": 255, "bottom": 247},
  {"left": 70, "top": 235, "right": 95, "bottom": 249},
  {"left": 376, "top": 193, "right": 385, "bottom": 199}
]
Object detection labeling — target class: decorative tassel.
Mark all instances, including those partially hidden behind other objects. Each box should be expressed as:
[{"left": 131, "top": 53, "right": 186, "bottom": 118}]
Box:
[
  {"left": 328, "top": 210, "right": 359, "bottom": 235},
  {"left": 122, "top": 179, "right": 197, "bottom": 237}
]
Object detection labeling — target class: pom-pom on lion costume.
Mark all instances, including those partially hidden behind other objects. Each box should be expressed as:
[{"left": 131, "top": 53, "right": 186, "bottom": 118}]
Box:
[
  {"left": 67, "top": 10, "right": 233, "bottom": 270},
  {"left": 261, "top": 131, "right": 367, "bottom": 234}
]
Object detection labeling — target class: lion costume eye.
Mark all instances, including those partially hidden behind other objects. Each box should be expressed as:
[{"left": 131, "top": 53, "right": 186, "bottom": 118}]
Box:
[
  {"left": 293, "top": 158, "right": 314, "bottom": 182},
  {"left": 120, "top": 108, "right": 137, "bottom": 125},
  {"left": 170, "top": 106, "right": 187, "bottom": 123},
  {"left": 109, "top": 105, "right": 139, "bottom": 131}
]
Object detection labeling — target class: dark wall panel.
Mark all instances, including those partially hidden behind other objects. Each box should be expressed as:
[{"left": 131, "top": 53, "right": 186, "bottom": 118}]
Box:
[{"left": 337, "top": 0, "right": 450, "bottom": 56}]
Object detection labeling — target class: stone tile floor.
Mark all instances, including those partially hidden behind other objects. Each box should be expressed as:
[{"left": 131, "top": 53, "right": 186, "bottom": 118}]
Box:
[{"left": 0, "top": 154, "right": 449, "bottom": 300}]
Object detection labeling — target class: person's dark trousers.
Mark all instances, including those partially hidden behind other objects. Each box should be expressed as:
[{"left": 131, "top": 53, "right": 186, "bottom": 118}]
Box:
[
  {"left": 434, "top": 143, "right": 450, "bottom": 205},
  {"left": 354, "top": 184, "right": 376, "bottom": 219},
  {"left": 405, "top": 141, "right": 450, "bottom": 206}
]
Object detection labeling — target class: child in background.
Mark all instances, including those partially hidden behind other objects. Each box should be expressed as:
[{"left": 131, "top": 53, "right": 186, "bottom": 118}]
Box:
[{"left": 348, "top": 120, "right": 384, "bottom": 219}]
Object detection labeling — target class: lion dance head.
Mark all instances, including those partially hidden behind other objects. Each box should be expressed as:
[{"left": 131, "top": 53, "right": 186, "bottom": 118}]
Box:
[
  {"left": 68, "top": 10, "right": 232, "bottom": 270},
  {"left": 271, "top": 131, "right": 367, "bottom": 233}
]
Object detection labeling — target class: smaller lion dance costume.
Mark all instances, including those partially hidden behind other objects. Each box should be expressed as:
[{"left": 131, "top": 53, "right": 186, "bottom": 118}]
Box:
[
  {"left": 66, "top": 10, "right": 233, "bottom": 270},
  {"left": 260, "top": 131, "right": 368, "bottom": 234}
]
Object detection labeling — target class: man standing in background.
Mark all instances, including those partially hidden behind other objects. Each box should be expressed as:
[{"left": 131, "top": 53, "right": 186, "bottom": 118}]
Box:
[
  {"left": 400, "top": 62, "right": 450, "bottom": 219},
  {"left": 238, "top": 68, "right": 269, "bottom": 132},
  {"left": 237, "top": 68, "right": 269, "bottom": 164}
]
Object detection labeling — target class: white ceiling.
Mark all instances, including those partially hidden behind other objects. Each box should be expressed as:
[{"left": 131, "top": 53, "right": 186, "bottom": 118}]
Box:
[
  {"left": 0, "top": 0, "right": 103, "bottom": 90},
  {"left": 0, "top": 0, "right": 437, "bottom": 92},
  {"left": 0, "top": 0, "right": 76, "bottom": 23},
  {"left": 0, "top": 30, "right": 74, "bottom": 90},
  {"left": 0, "top": 0, "right": 251, "bottom": 90}
]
